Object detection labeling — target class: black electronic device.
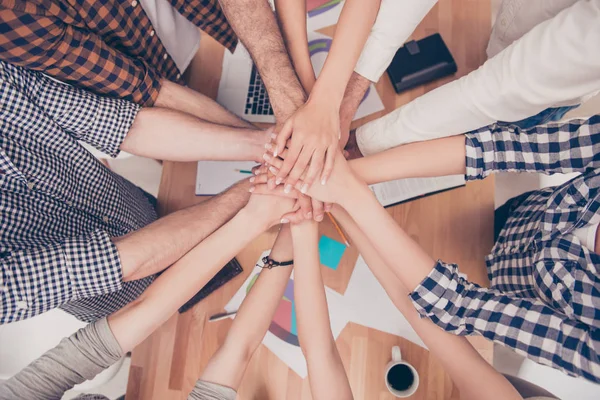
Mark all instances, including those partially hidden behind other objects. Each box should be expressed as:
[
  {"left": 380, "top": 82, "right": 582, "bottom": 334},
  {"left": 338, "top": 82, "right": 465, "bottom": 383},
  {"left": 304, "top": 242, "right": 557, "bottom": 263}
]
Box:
[
  {"left": 178, "top": 258, "right": 243, "bottom": 314},
  {"left": 386, "top": 33, "right": 457, "bottom": 94}
]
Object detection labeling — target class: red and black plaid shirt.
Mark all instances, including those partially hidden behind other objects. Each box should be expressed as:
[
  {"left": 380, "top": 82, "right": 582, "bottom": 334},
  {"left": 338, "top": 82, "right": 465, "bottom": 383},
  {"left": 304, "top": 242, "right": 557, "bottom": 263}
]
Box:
[{"left": 0, "top": 0, "right": 238, "bottom": 106}]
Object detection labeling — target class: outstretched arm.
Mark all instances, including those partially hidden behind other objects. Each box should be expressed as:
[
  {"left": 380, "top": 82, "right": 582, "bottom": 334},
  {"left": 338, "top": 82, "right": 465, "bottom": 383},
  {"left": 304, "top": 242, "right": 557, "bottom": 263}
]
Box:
[
  {"left": 330, "top": 205, "right": 522, "bottom": 400},
  {"left": 218, "top": 0, "right": 306, "bottom": 121},
  {"left": 349, "top": 115, "right": 600, "bottom": 185},
  {"left": 274, "top": 0, "right": 316, "bottom": 93},
  {"left": 199, "top": 226, "right": 294, "bottom": 390},
  {"left": 0, "top": 194, "right": 296, "bottom": 399},
  {"left": 291, "top": 221, "right": 353, "bottom": 400},
  {"left": 274, "top": 0, "right": 381, "bottom": 190}
]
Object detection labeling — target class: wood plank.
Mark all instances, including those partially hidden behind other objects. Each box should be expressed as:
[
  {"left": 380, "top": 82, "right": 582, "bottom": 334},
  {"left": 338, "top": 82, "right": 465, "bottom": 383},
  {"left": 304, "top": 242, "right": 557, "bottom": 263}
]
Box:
[{"left": 128, "top": 1, "right": 493, "bottom": 398}]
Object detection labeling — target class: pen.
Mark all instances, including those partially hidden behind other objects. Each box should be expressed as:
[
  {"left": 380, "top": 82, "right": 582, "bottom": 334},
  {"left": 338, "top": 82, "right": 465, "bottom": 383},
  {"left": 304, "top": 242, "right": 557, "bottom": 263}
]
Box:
[
  {"left": 209, "top": 310, "right": 238, "bottom": 322},
  {"left": 235, "top": 169, "right": 253, "bottom": 174},
  {"left": 326, "top": 212, "right": 350, "bottom": 247}
]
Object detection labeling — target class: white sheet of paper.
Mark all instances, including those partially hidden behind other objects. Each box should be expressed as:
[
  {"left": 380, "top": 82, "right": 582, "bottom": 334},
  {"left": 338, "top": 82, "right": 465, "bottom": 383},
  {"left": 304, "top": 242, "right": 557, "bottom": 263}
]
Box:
[
  {"left": 369, "top": 175, "right": 466, "bottom": 207},
  {"left": 306, "top": 0, "right": 345, "bottom": 31},
  {"left": 225, "top": 251, "right": 350, "bottom": 378},
  {"left": 195, "top": 161, "right": 258, "bottom": 196},
  {"left": 345, "top": 257, "right": 426, "bottom": 348}
]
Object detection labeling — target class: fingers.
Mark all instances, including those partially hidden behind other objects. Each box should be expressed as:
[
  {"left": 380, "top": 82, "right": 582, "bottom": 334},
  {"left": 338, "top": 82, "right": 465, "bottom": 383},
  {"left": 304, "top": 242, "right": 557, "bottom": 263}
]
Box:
[
  {"left": 320, "top": 145, "right": 336, "bottom": 185},
  {"left": 281, "top": 208, "right": 305, "bottom": 224},
  {"left": 300, "top": 151, "right": 325, "bottom": 193},
  {"left": 274, "top": 120, "right": 293, "bottom": 158},
  {"left": 312, "top": 198, "right": 324, "bottom": 222},
  {"left": 262, "top": 153, "right": 284, "bottom": 170},
  {"left": 275, "top": 142, "right": 302, "bottom": 187},
  {"left": 324, "top": 202, "right": 333, "bottom": 213},
  {"left": 249, "top": 172, "right": 269, "bottom": 185},
  {"left": 284, "top": 149, "right": 313, "bottom": 194},
  {"left": 249, "top": 183, "right": 299, "bottom": 199}
]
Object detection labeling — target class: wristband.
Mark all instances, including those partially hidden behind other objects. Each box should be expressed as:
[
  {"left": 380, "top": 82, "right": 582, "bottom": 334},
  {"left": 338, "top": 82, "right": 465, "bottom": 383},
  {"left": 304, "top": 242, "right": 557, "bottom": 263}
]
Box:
[{"left": 258, "top": 256, "right": 294, "bottom": 269}]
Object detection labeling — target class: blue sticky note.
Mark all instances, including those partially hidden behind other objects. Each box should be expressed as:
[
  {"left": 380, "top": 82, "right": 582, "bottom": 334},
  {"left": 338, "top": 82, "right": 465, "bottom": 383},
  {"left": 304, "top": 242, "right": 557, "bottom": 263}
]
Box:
[{"left": 318, "top": 235, "right": 346, "bottom": 270}]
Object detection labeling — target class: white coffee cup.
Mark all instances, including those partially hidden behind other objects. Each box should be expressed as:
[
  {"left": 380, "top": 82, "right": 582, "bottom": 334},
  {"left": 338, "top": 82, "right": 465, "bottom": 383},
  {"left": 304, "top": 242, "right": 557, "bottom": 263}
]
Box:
[{"left": 384, "top": 346, "right": 420, "bottom": 398}]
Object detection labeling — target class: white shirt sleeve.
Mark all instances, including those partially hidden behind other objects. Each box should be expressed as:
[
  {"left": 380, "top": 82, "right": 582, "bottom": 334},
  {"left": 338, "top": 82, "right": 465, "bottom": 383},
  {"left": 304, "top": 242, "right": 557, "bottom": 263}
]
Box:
[
  {"left": 356, "top": 0, "right": 600, "bottom": 156},
  {"left": 354, "top": 0, "right": 438, "bottom": 82}
]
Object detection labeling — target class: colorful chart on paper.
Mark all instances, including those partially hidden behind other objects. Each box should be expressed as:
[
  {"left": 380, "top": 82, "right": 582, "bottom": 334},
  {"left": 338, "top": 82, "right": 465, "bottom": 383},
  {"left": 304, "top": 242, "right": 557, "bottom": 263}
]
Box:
[
  {"left": 307, "top": 0, "right": 343, "bottom": 17},
  {"left": 246, "top": 274, "right": 300, "bottom": 346}
]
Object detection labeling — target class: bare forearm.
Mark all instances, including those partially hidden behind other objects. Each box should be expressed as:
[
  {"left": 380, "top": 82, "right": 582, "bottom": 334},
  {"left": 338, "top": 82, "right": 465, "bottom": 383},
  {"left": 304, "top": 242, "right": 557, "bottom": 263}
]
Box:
[
  {"left": 311, "top": 0, "right": 380, "bottom": 105},
  {"left": 339, "top": 72, "right": 370, "bottom": 132},
  {"left": 349, "top": 135, "right": 466, "bottom": 184},
  {"left": 220, "top": 0, "right": 306, "bottom": 119},
  {"left": 121, "top": 107, "right": 266, "bottom": 162},
  {"left": 201, "top": 227, "right": 294, "bottom": 389},
  {"left": 291, "top": 222, "right": 352, "bottom": 399},
  {"left": 109, "top": 208, "right": 266, "bottom": 352},
  {"left": 291, "top": 223, "right": 334, "bottom": 353},
  {"left": 340, "top": 181, "right": 435, "bottom": 291},
  {"left": 155, "top": 80, "right": 253, "bottom": 129},
  {"left": 330, "top": 206, "right": 521, "bottom": 400},
  {"left": 115, "top": 180, "right": 251, "bottom": 282},
  {"left": 275, "top": 0, "right": 316, "bottom": 92}
]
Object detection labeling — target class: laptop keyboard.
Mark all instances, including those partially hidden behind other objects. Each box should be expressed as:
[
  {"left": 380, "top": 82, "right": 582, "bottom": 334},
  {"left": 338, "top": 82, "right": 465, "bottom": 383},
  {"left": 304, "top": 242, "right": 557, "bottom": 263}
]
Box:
[{"left": 245, "top": 65, "right": 274, "bottom": 116}]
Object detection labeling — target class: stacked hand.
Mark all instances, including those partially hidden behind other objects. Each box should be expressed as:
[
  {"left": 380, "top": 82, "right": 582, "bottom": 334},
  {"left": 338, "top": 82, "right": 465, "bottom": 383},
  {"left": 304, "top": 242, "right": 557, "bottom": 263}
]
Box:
[{"left": 251, "top": 132, "right": 361, "bottom": 224}]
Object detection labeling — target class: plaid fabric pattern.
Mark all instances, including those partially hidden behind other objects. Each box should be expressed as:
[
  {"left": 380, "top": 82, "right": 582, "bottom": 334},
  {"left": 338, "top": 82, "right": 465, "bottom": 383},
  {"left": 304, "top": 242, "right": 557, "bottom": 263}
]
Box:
[
  {"left": 410, "top": 116, "right": 600, "bottom": 382},
  {"left": 0, "top": 61, "right": 157, "bottom": 324},
  {"left": 0, "top": 0, "right": 237, "bottom": 106}
]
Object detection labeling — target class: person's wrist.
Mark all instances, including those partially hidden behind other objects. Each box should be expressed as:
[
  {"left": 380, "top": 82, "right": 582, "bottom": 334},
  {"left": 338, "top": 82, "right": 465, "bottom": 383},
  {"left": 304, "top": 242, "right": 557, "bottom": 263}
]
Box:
[
  {"left": 237, "top": 206, "right": 271, "bottom": 232},
  {"left": 310, "top": 81, "right": 343, "bottom": 108},
  {"left": 337, "top": 175, "right": 369, "bottom": 209}
]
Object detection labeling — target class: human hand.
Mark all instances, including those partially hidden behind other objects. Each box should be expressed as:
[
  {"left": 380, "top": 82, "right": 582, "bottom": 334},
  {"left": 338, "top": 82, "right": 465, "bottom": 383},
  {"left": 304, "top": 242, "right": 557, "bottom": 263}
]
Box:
[
  {"left": 243, "top": 192, "right": 298, "bottom": 228},
  {"left": 273, "top": 97, "right": 340, "bottom": 193},
  {"left": 259, "top": 153, "right": 332, "bottom": 222},
  {"left": 251, "top": 148, "right": 359, "bottom": 206}
]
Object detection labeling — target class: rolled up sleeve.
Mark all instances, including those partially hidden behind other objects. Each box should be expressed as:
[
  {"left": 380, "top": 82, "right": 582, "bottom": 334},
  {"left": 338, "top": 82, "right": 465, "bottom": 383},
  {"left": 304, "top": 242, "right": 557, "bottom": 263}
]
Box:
[
  {"left": 0, "top": 230, "right": 123, "bottom": 324},
  {"left": 409, "top": 260, "right": 600, "bottom": 382}
]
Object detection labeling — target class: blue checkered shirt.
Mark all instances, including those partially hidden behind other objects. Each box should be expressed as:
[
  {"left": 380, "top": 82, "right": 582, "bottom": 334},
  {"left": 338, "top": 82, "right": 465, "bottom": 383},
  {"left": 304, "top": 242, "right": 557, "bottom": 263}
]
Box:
[
  {"left": 0, "top": 61, "right": 156, "bottom": 324},
  {"left": 410, "top": 116, "right": 600, "bottom": 382}
]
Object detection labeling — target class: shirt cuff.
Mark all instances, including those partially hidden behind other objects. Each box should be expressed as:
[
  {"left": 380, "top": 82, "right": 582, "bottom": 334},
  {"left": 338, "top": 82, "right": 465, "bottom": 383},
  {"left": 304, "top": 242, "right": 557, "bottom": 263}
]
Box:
[
  {"left": 464, "top": 129, "right": 495, "bottom": 181},
  {"left": 409, "top": 260, "right": 475, "bottom": 334},
  {"left": 62, "top": 230, "right": 123, "bottom": 299},
  {"left": 90, "top": 95, "right": 141, "bottom": 158},
  {"left": 354, "top": 36, "right": 397, "bottom": 83}
]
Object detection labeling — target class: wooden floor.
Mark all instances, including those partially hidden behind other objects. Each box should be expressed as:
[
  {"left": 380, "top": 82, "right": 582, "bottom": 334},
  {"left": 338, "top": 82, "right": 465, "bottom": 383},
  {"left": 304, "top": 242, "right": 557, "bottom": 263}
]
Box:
[{"left": 127, "top": 1, "right": 493, "bottom": 399}]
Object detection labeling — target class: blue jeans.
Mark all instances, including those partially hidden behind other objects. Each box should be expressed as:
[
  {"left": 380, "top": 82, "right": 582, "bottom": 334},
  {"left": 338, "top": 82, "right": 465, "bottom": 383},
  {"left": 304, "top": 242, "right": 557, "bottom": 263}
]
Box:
[{"left": 499, "top": 105, "right": 579, "bottom": 129}]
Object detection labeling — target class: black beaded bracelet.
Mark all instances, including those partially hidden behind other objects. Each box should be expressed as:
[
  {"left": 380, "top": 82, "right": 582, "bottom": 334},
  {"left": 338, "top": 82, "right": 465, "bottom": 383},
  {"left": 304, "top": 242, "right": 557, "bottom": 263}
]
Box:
[{"left": 258, "top": 256, "right": 294, "bottom": 269}]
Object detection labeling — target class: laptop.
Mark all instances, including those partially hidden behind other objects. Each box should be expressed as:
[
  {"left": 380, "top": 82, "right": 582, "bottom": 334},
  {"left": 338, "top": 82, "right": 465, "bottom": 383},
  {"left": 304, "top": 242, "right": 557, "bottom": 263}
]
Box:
[
  {"left": 217, "top": 45, "right": 276, "bottom": 123},
  {"left": 217, "top": 32, "right": 384, "bottom": 124}
]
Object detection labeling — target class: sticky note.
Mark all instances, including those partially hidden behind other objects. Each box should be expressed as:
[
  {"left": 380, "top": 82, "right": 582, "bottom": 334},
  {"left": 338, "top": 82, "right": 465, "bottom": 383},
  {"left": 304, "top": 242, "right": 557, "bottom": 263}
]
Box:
[{"left": 318, "top": 235, "right": 346, "bottom": 270}]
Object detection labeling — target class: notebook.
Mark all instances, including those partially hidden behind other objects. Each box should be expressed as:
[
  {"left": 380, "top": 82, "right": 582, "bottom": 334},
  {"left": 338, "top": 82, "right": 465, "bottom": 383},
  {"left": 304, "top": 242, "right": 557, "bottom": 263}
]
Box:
[{"left": 370, "top": 175, "right": 466, "bottom": 208}]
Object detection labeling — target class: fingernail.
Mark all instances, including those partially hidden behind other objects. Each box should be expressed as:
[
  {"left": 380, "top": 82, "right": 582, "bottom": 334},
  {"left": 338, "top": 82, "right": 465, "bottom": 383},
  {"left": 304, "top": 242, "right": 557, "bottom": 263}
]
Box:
[
  {"left": 249, "top": 186, "right": 255, "bottom": 193},
  {"left": 264, "top": 143, "right": 272, "bottom": 150},
  {"left": 281, "top": 218, "right": 289, "bottom": 224},
  {"left": 254, "top": 169, "right": 260, "bottom": 175},
  {"left": 249, "top": 177, "right": 255, "bottom": 182},
  {"left": 262, "top": 153, "right": 271, "bottom": 162},
  {"left": 271, "top": 133, "right": 277, "bottom": 139},
  {"left": 269, "top": 166, "right": 278, "bottom": 174},
  {"left": 306, "top": 212, "right": 312, "bottom": 219},
  {"left": 316, "top": 214, "right": 324, "bottom": 222},
  {"left": 276, "top": 178, "right": 283, "bottom": 185},
  {"left": 284, "top": 184, "right": 292, "bottom": 194},
  {"left": 273, "top": 149, "right": 278, "bottom": 158},
  {"left": 321, "top": 178, "right": 327, "bottom": 185},
  {"left": 301, "top": 183, "right": 308, "bottom": 194}
]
